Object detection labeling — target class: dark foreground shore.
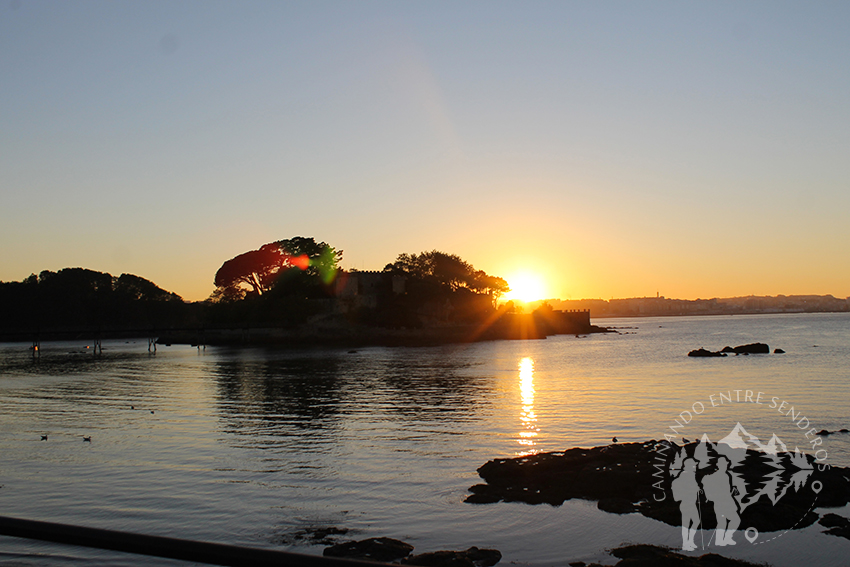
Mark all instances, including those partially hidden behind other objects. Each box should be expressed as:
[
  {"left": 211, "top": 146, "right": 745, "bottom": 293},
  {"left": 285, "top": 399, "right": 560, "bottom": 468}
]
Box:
[
  {"left": 465, "top": 440, "right": 850, "bottom": 532},
  {"left": 321, "top": 537, "right": 770, "bottom": 567},
  {"left": 315, "top": 438, "right": 850, "bottom": 567}
]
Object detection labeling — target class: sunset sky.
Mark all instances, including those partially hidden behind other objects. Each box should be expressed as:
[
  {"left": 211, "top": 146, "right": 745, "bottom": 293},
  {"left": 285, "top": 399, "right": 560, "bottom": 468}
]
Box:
[{"left": 2, "top": 1, "right": 849, "bottom": 302}]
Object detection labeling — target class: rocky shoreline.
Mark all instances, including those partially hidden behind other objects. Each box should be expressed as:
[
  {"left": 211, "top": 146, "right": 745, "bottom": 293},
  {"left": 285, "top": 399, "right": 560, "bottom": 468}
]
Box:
[
  {"left": 320, "top": 537, "right": 771, "bottom": 567},
  {"left": 323, "top": 537, "right": 502, "bottom": 567},
  {"left": 308, "top": 439, "right": 850, "bottom": 567},
  {"left": 465, "top": 441, "right": 850, "bottom": 534}
]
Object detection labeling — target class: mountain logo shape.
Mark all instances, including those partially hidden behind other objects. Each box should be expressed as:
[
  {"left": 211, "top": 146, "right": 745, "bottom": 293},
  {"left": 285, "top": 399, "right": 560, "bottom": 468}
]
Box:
[{"left": 670, "top": 423, "right": 814, "bottom": 512}]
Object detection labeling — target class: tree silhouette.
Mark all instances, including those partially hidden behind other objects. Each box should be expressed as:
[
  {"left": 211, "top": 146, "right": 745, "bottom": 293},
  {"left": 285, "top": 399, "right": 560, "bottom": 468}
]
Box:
[
  {"left": 0, "top": 268, "right": 187, "bottom": 334},
  {"left": 384, "top": 250, "right": 508, "bottom": 299},
  {"left": 213, "top": 237, "right": 342, "bottom": 300},
  {"left": 114, "top": 273, "right": 181, "bottom": 302},
  {"left": 214, "top": 245, "right": 282, "bottom": 296}
]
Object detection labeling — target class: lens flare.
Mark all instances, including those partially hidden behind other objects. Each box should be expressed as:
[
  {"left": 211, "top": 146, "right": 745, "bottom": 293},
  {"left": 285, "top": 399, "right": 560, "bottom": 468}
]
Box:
[{"left": 291, "top": 254, "right": 310, "bottom": 271}]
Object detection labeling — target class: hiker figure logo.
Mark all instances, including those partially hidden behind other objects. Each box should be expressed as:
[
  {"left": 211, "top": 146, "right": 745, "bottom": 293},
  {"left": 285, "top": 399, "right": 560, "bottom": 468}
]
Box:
[{"left": 667, "top": 423, "right": 820, "bottom": 551}]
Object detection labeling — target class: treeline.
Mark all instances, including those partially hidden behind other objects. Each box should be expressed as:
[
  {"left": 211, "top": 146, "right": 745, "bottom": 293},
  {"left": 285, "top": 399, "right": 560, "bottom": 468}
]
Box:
[
  {"left": 0, "top": 268, "right": 194, "bottom": 338},
  {"left": 0, "top": 237, "right": 513, "bottom": 338},
  {"left": 359, "top": 250, "right": 510, "bottom": 328},
  {"left": 203, "top": 236, "right": 342, "bottom": 328},
  {"left": 205, "top": 239, "right": 510, "bottom": 329}
]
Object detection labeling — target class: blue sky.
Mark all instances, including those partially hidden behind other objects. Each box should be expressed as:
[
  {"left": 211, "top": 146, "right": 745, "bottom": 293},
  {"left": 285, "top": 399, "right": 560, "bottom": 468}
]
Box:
[{"left": 2, "top": 1, "right": 849, "bottom": 301}]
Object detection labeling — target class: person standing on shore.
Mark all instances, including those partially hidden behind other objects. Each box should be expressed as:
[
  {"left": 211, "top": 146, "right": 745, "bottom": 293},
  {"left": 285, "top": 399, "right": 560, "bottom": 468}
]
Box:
[
  {"left": 702, "top": 456, "right": 741, "bottom": 546},
  {"left": 671, "top": 458, "right": 701, "bottom": 551}
]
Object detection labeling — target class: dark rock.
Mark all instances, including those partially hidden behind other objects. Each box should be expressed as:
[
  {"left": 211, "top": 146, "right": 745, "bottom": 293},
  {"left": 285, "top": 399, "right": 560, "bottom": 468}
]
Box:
[
  {"left": 465, "top": 484, "right": 502, "bottom": 504},
  {"left": 687, "top": 348, "right": 726, "bottom": 357},
  {"left": 819, "top": 513, "right": 850, "bottom": 540},
  {"left": 306, "top": 527, "right": 348, "bottom": 542},
  {"left": 463, "top": 547, "right": 501, "bottom": 567},
  {"left": 597, "top": 497, "right": 637, "bottom": 514},
  {"left": 403, "top": 551, "right": 474, "bottom": 567},
  {"left": 464, "top": 493, "right": 501, "bottom": 504},
  {"left": 282, "top": 526, "right": 349, "bottom": 546},
  {"left": 732, "top": 342, "right": 769, "bottom": 354},
  {"left": 324, "top": 537, "right": 414, "bottom": 562},
  {"left": 402, "top": 547, "right": 501, "bottom": 567},
  {"left": 719, "top": 346, "right": 735, "bottom": 353},
  {"left": 818, "top": 512, "right": 848, "bottom": 528},
  {"left": 610, "top": 544, "right": 765, "bottom": 566},
  {"left": 842, "top": 429, "right": 849, "bottom": 433},
  {"left": 774, "top": 348, "right": 785, "bottom": 354},
  {"left": 817, "top": 429, "right": 831, "bottom": 436},
  {"left": 467, "top": 440, "right": 850, "bottom": 533}
]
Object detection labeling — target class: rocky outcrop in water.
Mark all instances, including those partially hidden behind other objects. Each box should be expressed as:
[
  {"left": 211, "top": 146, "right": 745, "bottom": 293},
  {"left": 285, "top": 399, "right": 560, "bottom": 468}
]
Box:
[
  {"left": 688, "top": 348, "right": 726, "bottom": 357},
  {"left": 324, "top": 538, "right": 414, "bottom": 562},
  {"left": 278, "top": 525, "right": 349, "bottom": 546},
  {"left": 466, "top": 440, "right": 850, "bottom": 533},
  {"left": 594, "top": 544, "right": 769, "bottom": 566},
  {"left": 819, "top": 513, "right": 850, "bottom": 540},
  {"left": 324, "top": 538, "right": 501, "bottom": 567},
  {"left": 692, "top": 343, "right": 775, "bottom": 357},
  {"left": 816, "top": 428, "right": 850, "bottom": 437},
  {"left": 402, "top": 547, "right": 502, "bottom": 567},
  {"left": 730, "top": 343, "right": 770, "bottom": 354}
]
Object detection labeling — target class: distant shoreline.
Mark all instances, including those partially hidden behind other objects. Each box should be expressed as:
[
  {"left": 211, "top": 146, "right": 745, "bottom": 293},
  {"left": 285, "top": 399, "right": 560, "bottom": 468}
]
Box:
[{"left": 591, "top": 309, "right": 850, "bottom": 318}]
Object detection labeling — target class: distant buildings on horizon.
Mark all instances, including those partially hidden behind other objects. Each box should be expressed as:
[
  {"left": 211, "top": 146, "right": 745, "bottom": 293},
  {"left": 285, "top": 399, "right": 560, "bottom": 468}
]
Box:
[{"left": 518, "top": 294, "right": 850, "bottom": 318}]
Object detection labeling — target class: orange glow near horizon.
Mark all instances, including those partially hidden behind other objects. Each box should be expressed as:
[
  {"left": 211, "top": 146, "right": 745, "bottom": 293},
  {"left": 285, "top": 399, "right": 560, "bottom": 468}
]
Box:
[{"left": 504, "top": 271, "right": 547, "bottom": 303}]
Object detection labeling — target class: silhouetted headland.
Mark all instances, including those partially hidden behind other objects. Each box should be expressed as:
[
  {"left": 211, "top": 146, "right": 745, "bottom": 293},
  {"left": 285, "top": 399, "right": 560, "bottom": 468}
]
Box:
[
  {"left": 0, "top": 268, "right": 195, "bottom": 343},
  {"left": 156, "top": 309, "right": 604, "bottom": 347},
  {"left": 0, "top": 239, "right": 608, "bottom": 347},
  {"left": 4, "top": 236, "right": 847, "bottom": 348}
]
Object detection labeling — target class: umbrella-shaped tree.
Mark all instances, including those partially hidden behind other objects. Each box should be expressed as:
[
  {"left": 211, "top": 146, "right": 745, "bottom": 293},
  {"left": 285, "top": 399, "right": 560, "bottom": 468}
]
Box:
[{"left": 213, "top": 237, "right": 342, "bottom": 300}]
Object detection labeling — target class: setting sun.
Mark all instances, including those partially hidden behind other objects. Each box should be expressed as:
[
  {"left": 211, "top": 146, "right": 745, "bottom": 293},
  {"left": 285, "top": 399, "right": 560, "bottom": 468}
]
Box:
[{"left": 504, "top": 272, "right": 547, "bottom": 303}]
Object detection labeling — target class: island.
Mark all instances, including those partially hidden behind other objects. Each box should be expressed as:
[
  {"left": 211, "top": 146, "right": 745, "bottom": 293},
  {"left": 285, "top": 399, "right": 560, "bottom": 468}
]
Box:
[{"left": 0, "top": 236, "right": 608, "bottom": 349}]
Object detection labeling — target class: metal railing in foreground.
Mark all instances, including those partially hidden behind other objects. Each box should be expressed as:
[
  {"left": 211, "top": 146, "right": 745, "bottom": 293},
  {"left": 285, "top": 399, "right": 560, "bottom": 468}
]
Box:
[{"left": 0, "top": 515, "right": 383, "bottom": 567}]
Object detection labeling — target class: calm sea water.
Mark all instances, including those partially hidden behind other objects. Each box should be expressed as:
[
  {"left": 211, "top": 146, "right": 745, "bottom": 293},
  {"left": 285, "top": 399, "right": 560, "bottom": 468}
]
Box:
[{"left": 1, "top": 313, "right": 849, "bottom": 566}]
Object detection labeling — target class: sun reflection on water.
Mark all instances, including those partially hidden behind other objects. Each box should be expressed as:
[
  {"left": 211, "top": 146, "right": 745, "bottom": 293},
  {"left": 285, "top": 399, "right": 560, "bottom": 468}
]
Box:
[{"left": 518, "top": 357, "right": 538, "bottom": 455}]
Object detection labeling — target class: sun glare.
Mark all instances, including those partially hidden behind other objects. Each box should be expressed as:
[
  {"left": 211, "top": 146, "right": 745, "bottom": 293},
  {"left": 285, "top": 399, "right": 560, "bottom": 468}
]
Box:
[{"left": 504, "top": 272, "right": 546, "bottom": 303}]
